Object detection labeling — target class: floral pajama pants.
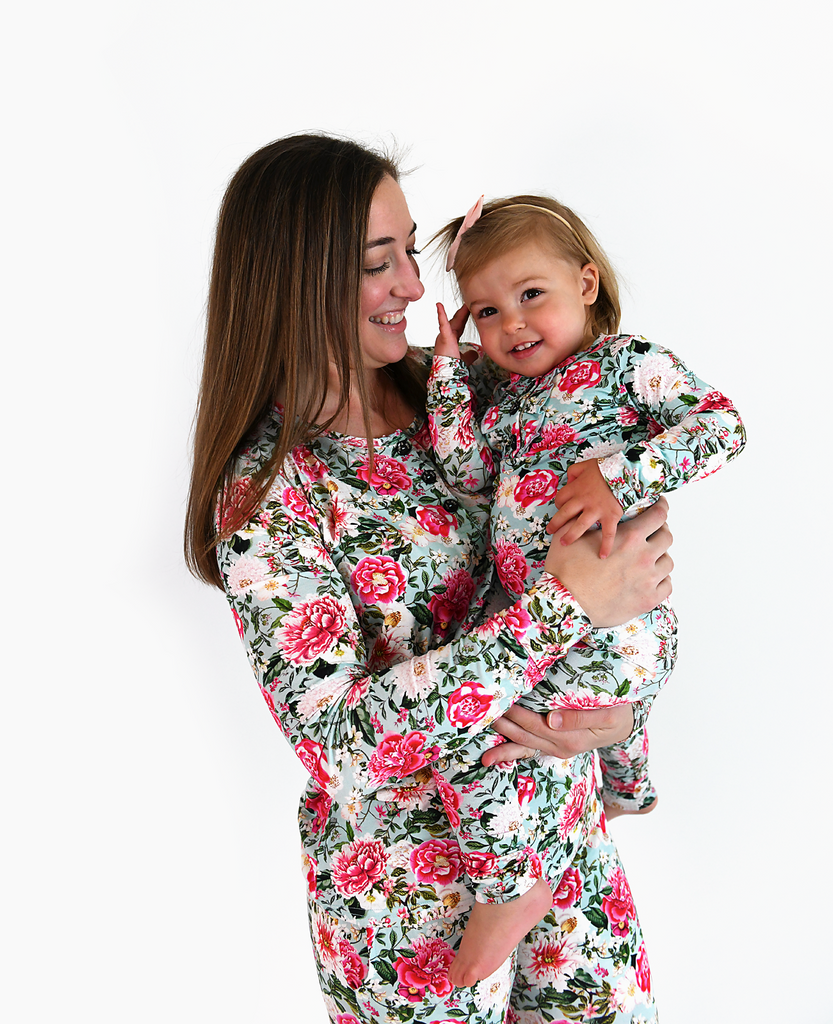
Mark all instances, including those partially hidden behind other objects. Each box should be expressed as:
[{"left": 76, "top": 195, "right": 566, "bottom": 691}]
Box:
[{"left": 305, "top": 781, "right": 656, "bottom": 1024}]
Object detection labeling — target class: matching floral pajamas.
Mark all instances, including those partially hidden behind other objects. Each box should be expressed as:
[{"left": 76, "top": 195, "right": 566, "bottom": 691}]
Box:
[
  {"left": 217, "top": 347, "right": 680, "bottom": 1021},
  {"left": 424, "top": 334, "right": 745, "bottom": 913}
]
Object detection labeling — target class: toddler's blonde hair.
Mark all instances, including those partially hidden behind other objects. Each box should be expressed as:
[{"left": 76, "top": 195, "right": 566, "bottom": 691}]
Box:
[{"left": 435, "top": 195, "right": 621, "bottom": 342}]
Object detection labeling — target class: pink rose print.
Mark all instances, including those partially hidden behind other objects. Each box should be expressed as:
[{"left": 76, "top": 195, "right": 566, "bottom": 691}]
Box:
[
  {"left": 231, "top": 608, "right": 245, "bottom": 640},
  {"left": 493, "top": 538, "right": 530, "bottom": 597},
  {"left": 409, "top": 838, "right": 462, "bottom": 886},
  {"left": 513, "top": 469, "right": 560, "bottom": 509},
  {"left": 617, "top": 405, "right": 639, "bottom": 426},
  {"left": 415, "top": 505, "right": 458, "bottom": 537},
  {"left": 462, "top": 850, "right": 499, "bottom": 879},
  {"left": 356, "top": 455, "right": 411, "bottom": 495},
  {"left": 351, "top": 555, "right": 407, "bottom": 605},
  {"left": 393, "top": 935, "right": 454, "bottom": 1002},
  {"left": 558, "top": 359, "right": 601, "bottom": 394},
  {"left": 557, "top": 777, "right": 588, "bottom": 839},
  {"left": 482, "top": 404, "right": 500, "bottom": 431},
  {"left": 367, "top": 731, "right": 441, "bottom": 786},
  {"left": 635, "top": 942, "right": 652, "bottom": 992},
  {"left": 336, "top": 1016, "right": 362, "bottom": 1024},
  {"left": 601, "top": 866, "right": 636, "bottom": 937},
  {"left": 434, "top": 772, "right": 462, "bottom": 829},
  {"left": 281, "top": 486, "right": 317, "bottom": 526},
  {"left": 528, "top": 421, "right": 580, "bottom": 453},
  {"left": 294, "top": 445, "right": 327, "bottom": 481},
  {"left": 517, "top": 774, "right": 536, "bottom": 808},
  {"left": 295, "top": 738, "right": 331, "bottom": 788},
  {"left": 219, "top": 476, "right": 252, "bottom": 533},
  {"left": 552, "top": 866, "right": 582, "bottom": 909},
  {"left": 501, "top": 606, "right": 533, "bottom": 641},
  {"left": 446, "top": 680, "right": 493, "bottom": 729},
  {"left": 338, "top": 938, "right": 367, "bottom": 989},
  {"left": 277, "top": 596, "right": 348, "bottom": 665},
  {"left": 694, "top": 390, "right": 735, "bottom": 413},
  {"left": 305, "top": 854, "right": 318, "bottom": 897},
  {"left": 304, "top": 789, "right": 332, "bottom": 834},
  {"left": 331, "top": 836, "right": 388, "bottom": 896},
  {"left": 428, "top": 567, "right": 475, "bottom": 636}
]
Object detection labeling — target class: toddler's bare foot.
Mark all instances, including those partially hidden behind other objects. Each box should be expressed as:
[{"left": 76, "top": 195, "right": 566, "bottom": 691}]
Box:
[
  {"left": 604, "top": 795, "right": 659, "bottom": 821},
  {"left": 449, "top": 878, "right": 552, "bottom": 988}
]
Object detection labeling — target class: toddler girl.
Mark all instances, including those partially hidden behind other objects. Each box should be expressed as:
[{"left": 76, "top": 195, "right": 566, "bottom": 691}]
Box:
[{"left": 426, "top": 195, "right": 746, "bottom": 986}]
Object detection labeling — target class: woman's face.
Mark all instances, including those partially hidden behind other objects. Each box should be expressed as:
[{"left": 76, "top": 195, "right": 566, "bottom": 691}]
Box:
[{"left": 359, "top": 175, "right": 424, "bottom": 370}]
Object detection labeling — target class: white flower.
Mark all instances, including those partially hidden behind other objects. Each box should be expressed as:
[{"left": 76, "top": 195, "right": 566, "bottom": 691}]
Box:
[
  {"left": 496, "top": 475, "right": 519, "bottom": 507},
  {"left": 585, "top": 439, "right": 627, "bottom": 462},
  {"left": 638, "top": 449, "right": 665, "bottom": 484},
  {"left": 631, "top": 352, "right": 686, "bottom": 406},
  {"left": 610, "top": 968, "right": 640, "bottom": 1013},
  {"left": 296, "top": 677, "right": 351, "bottom": 722},
  {"left": 490, "top": 798, "right": 526, "bottom": 838},
  {"left": 226, "top": 556, "right": 267, "bottom": 596},
  {"left": 473, "top": 954, "right": 514, "bottom": 1013}
]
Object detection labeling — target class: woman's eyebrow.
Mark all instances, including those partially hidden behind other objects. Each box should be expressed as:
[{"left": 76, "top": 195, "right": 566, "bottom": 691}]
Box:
[{"left": 366, "top": 222, "right": 418, "bottom": 250}]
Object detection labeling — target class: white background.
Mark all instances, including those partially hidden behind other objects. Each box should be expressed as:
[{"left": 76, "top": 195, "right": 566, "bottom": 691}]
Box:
[{"left": 4, "top": 1, "right": 831, "bottom": 1021}]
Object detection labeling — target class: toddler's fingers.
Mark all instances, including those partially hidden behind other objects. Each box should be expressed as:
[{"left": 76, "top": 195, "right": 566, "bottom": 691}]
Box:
[
  {"left": 559, "top": 516, "right": 592, "bottom": 548},
  {"left": 434, "top": 302, "right": 461, "bottom": 357},
  {"left": 598, "top": 519, "right": 618, "bottom": 559}
]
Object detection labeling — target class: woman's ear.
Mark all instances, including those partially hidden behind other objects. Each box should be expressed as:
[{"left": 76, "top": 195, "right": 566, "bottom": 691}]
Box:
[{"left": 580, "top": 263, "right": 600, "bottom": 305}]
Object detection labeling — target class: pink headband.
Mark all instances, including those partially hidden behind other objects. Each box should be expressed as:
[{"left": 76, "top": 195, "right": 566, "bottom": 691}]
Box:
[{"left": 445, "top": 198, "right": 586, "bottom": 272}]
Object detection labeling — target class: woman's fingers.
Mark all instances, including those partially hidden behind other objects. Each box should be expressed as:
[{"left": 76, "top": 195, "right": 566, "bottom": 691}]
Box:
[{"left": 480, "top": 740, "right": 539, "bottom": 766}]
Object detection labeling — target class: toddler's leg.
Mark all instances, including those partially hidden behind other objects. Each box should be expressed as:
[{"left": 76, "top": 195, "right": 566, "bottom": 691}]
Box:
[{"left": 599, "top": 724, "right": 658, "bottom": 818}]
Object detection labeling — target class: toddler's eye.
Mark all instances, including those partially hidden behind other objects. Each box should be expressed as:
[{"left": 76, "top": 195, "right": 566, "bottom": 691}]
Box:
[
  {"left": 522, "top": 288, "right": 543, "bottom": 301},
  {"left": 476, "top": 306, "right": 497, "bottom": 319}
]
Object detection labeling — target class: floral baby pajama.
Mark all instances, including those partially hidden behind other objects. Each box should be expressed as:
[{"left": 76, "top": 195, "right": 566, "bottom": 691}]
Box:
[{"left": 425, "top": 334, "right": 745, "bottom": 903}]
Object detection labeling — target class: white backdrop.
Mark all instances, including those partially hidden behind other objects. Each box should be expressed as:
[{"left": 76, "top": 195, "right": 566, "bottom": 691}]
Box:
[{"left": 4, "top": 1, "right": 831, "bottom": 1021}]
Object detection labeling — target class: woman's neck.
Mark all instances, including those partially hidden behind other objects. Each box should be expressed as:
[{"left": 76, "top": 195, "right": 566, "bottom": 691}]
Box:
[{"left": 315, "top": 364, "right": 414, "bottom": 437}]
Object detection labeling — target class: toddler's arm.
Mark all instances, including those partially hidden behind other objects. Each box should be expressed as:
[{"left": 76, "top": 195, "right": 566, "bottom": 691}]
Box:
[{"left": 427, "top": 303, "right": 497, "bottom": 494}]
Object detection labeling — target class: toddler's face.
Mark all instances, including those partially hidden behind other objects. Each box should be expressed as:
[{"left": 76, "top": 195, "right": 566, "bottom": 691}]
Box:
[{"left": 460, "top": 242, "right": 599, "bottom": 377}]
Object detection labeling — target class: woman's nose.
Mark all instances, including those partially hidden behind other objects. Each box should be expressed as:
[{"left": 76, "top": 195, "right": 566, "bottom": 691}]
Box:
[{"left": 392, "top": 258, "right": 425, "bottom": 301}]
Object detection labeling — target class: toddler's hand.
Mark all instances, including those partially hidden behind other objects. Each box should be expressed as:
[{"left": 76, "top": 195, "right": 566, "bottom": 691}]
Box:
[
  {"left": 435, "top": 302, "right": 468, "bottom": 360},
  {"left": 547, "top": 459, "right": 623, "bottom": 559}
]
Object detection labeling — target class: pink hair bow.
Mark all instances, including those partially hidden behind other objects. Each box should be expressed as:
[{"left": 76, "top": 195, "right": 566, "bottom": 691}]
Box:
[{"left": 445, "top": 195, "right": 484, "bottom": 272}]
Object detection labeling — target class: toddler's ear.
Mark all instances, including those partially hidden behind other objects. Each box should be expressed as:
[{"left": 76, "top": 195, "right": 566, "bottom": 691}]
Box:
[{"left": 581, "top": 263, "right": 600, "bottom": 305}]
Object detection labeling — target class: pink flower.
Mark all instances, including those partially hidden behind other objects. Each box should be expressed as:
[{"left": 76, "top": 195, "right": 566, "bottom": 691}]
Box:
[
  {"left": 331, "top": 836, "right": 389, "bottom": 896},
  {"left": 219, "top": 476, "right": 252, "bottom": 533},
  {"left": 493, "top": 538, "right": 530, "bottom": 597},
  {"left": 294, "top": 445, "right": 327, "bottom": 480},
  {"left": 305, "top": 854, "right": 318, "bottom": 897},
  {"left": 393, "top": 936, "right": 454, "bottom": 1001},
  {"left": 526, "top": 936, "right": 579, "bottom": 983},
  {"left": 277, "top": 596, "right": 348, "bottom": 664},
  {"left": 557, "top": 777, "right": 588, "bottom": 839},
  {"left": 305, "top": 788, "right": 332, "bottom": 834},
  {"left": 447, "top": 680, "right": 493, "bottom": 729},
  {"left": 601, "top": 866, "right": 635, "bottom": 937},
  {"left": 294, "top": 738, "right": 331, "bottom": 788},
  {"left": 338, "top": 938, "right": 367, "bottom": 989},
  {"left": 552, "top": 867, "right": 582, "bottom": 909},
  {"left": 501, "top": 606, "right": 532, "bottom": 640},
  {"left": 527, "top": 422, "right": 580, "bottom": 453},
  {"left": 231, "top": 608, "right": 245, "bottom": 640},
  {"left": 694, "top": 390, "right": 735, "bottom": 413},
  {"left": 281, "top": 486, "right": 317, "bottom": 526},
  {"left": 357, "top": 455, "right": 411, "bottom": 495},
  {"left": 462, "top": 850, "right": 499, "bottom": 879},
  {"left": 513, "top": 469, "right": 560, "bottom": 509},
  {"left": 635, "top": 942, "right": 651, "bottom": 993},
  {"left": 409, "top": 839, "right": 462, "bottom": 886},
  {"left": 517, "top": 774, "right": 536, "bottom": 808},
  {"left": 434, "top": 772, "right": 462, "bottom": 829},
  {"left": 617, "top": 405, "right": 639, "bottom": 426},
  {"left": 482, "top": 404, "right": 500, "bottom": 431},
  {"left": 415, "top": 505, "right": 458, "bottom": 537},
  {"left": 335, "top": 1016, "right": 362, "bottom": 1024},
  {"left": 558, "top": 360, "right": 602, "bottom": 394},
  {"left": 428, "top": 568, "right": 475, "bottom": 636},
  {"left": 367, "top": 731, "right": 440, "bottom": 786},
  {"left": 351, "top": 555, "right": 407, "bottom": 605}
]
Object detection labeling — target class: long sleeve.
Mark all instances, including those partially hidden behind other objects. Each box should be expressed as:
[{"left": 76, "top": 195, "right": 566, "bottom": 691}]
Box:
[
  {"left": 597, "top": 336, "right": 746, "bottom": 511},
  {"left": 426, "top": 354, "right": 498, "bottom": 494},
  {"left": 217, "top": 424, "right": 592, "bottom": 802}
]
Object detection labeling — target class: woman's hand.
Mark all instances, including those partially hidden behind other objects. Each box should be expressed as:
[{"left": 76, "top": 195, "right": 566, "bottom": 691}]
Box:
[
  {"left": 544, "top": 497, "right": 673, "bottom": 627},
  {"left": 481, "top": 704, "right": 634, "bottom": 765}
]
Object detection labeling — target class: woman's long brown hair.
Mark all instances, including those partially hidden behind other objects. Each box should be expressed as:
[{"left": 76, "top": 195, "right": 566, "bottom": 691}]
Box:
[{"left": 185, "top": 134, "right": 427, "bottom": 589}]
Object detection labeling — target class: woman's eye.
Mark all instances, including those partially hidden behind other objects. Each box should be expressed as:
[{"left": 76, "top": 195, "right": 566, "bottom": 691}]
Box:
[
  {"left": 364, "top": 260, "right": 391, "bottom": 277},
  {"left": 406, "top": 247, "right": 421, "bottom": 258},
  {"left": 522, "top": 288, "right": 543, "bottom": 301}
]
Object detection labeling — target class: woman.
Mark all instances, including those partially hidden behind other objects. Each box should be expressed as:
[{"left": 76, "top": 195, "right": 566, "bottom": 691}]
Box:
[{"left": 185, "top": 134, "right": 673, "bottom": 1023}]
